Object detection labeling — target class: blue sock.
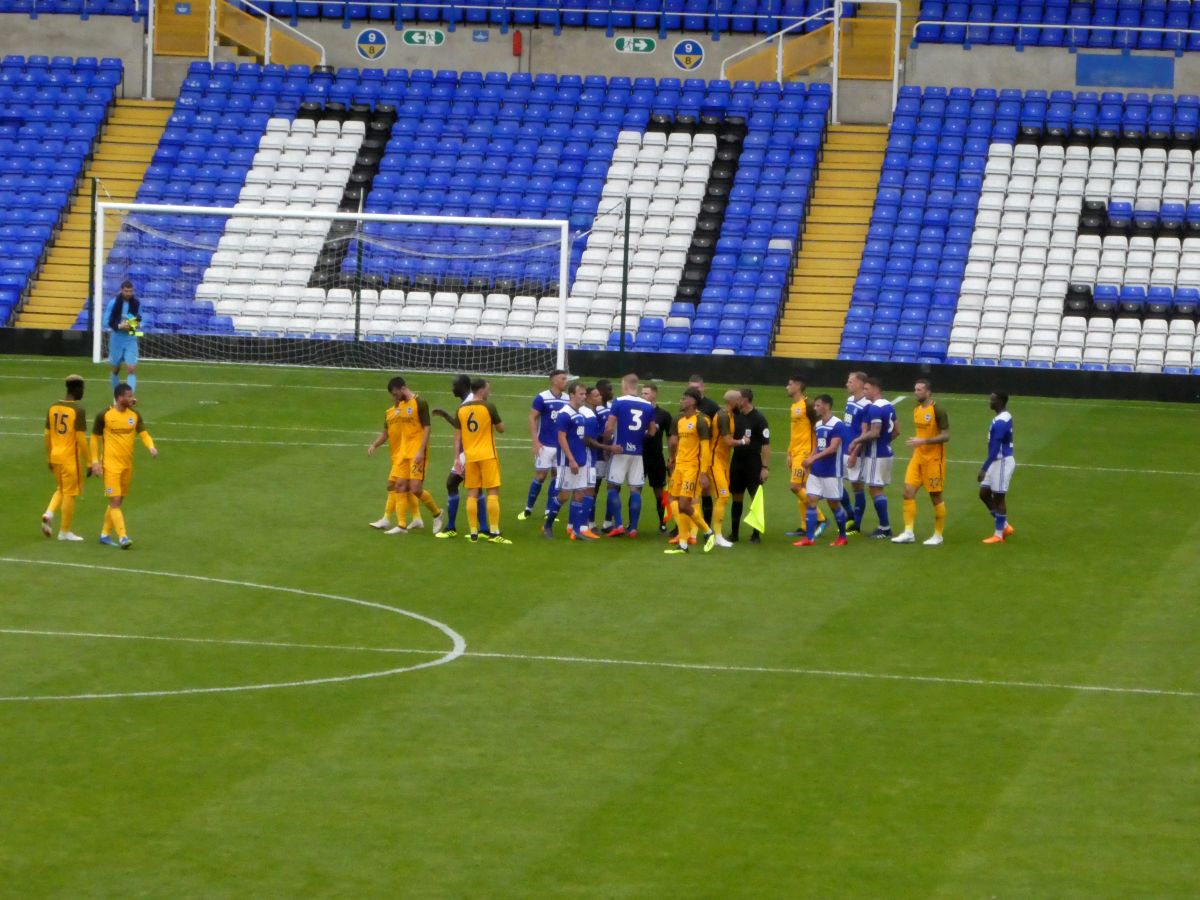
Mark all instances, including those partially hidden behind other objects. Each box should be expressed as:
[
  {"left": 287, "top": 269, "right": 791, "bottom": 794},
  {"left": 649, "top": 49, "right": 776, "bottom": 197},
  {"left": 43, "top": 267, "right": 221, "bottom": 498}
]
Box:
[
  {"left": 805, "top": 507, "right": 819, "bottom": 540},
  {"left": 546, "top": 491, "right": 561, "bottom": 519},
  {"left": 994, "top": 511, "right": 1007, "bottom": 534},
  {"left": 545, "top": 500, "right": 559, "bottom": 527},
  {"left": 127, "top": 373, "right": 136, "bottom": 390},
  {"left": 835, "top": 506, "right": 847, "bottom": 536},
  {"left": 583, "top": 494, "right": 595, "bottom": 528},
  {"left": 854, "top": 490, "right": 866, "bottom": 527},
  {"left": 606, "top": 486, "right": 622, "bottom": 526},
  {"left": 841, "top": 487, "right": 852, "bottom": 510},
  {"left": 873, "top": 494, "right": 890, "bottom": 529},
  {"left": 526, "top": 478, "right": 543, "bottom": 512},
  {"left": 629, "top": 492, "right": 642, "bottom": 531},
  {"left": 446, "top": 493, "right": 459, "bottom": 529},
  {"left": 569, "top": 500, "right": 583, "bottom": 532},
  {"left": 478, "top": 496, "right": 489, "bottom": 534}
]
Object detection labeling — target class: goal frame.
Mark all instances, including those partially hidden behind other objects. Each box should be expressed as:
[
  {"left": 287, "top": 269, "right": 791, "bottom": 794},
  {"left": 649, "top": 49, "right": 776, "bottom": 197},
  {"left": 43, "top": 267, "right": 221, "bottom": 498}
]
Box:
[{"left": 92, "top": 201, "right": 572, "bottom": 370}]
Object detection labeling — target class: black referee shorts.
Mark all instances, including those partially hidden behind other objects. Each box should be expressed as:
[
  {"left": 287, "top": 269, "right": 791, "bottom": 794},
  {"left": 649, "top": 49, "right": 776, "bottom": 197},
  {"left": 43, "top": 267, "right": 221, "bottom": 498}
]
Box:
[
  {"left": 729, "top": 462, "right": 761, "bottom": 496},
  {"left": 644, "top": 457, "right": 667, "bottom": 490}
]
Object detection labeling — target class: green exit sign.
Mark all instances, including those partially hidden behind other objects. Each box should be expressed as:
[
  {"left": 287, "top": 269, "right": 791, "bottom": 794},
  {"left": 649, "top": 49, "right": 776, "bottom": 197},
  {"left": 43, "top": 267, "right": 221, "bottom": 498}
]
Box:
[
  {"left": 614, "top": 36, "right": 656, "bottom": 53},
  {"left": 401, "top": 29, "right": 445, "bottom": 46}
]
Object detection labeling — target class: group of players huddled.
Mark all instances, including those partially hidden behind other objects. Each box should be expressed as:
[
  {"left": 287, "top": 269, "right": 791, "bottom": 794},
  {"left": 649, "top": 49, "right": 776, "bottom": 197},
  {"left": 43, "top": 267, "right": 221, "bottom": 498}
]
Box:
[{"left": 367, "top": 368, "right": 1017, "bottom": 550}]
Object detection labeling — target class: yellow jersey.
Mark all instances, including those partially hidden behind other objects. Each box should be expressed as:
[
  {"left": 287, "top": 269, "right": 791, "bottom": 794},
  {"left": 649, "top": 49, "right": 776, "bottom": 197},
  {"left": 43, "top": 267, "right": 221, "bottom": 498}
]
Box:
[
  {"left": 92, "top": 406, "right": 153, "bottom": 471},
  {"left": 455, "top": 399, "right": 501, "bottom": 462},
  {"left": 671, "top": 412, "right": 712, "bottom": 470},
  {"left": 912, "top": 401, "right": 948, "bottom": 460},
  {"left": 712, "top": 409, "right": 734, "bottom": 470},
  {"left": 45, "top": 400, "right": 87, "bottom": 465},
  {"left": 789, "top": 396, "right": 815, "bottom": 459},
  {"left": 389, "top": 396, "right": 431, "bottom": 459},
  {"left": 385, "top": 402, "right": 406, "bottom": 456}
]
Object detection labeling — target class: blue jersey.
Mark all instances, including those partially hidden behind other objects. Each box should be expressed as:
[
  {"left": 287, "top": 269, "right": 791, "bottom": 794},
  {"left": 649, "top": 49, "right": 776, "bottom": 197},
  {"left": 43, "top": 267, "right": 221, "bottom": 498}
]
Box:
[
  {"left": 532, "top": 389, "right": 569, "bottom": 446},
  {"left": 555, "top": 405, "right": 587, "bottom": 466},
  {"left": 984, "top": 410, "right": 1014, "bottom": 467},
  {"left": 811, "top": 418, "right": 848, "bottom": 478},
  {"left": 843, "top": 394, "right": 869, "bottom": 454},
  {"left": 609, "top": 394, "right": 654, "bottom": 456},
  {"left": 582, "top": 405, "right": 601, "bottom": 466},
  {"left": 593, "top": 402, "right": 611, "bottom": 450},
  {"left": 863, "top": 399, "right": 897, "bottom": 459}
]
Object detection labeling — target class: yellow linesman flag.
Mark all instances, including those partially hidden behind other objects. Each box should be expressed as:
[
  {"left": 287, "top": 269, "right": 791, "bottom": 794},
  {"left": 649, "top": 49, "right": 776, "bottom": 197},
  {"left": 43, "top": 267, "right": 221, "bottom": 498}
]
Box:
[{"left": 742, "top": 487, "right": 765, "bottom": 533}]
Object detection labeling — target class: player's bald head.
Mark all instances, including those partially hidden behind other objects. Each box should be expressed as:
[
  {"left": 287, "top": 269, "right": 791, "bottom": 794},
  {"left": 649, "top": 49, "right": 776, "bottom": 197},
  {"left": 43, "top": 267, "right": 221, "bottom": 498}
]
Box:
[{"left": 622, "top": 373, "right": 638, "bottom": 392}]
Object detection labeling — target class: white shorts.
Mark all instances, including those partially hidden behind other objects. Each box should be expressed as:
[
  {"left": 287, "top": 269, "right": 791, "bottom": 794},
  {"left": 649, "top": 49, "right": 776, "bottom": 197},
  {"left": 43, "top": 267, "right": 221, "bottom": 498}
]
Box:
[
  {"left": 535, "top": 444, "right": 558, "bottom": 471},
  {"left": 449, "top": 451, "right": 465, "bottom": 476},
  {"left": 587, "top": 466, "right": 598, "bottom": 489},
  {"left": 982, "top": 457, "right": 1015, "bottom": 493},
  {"left": 593, "top": 458, "right": 608, "bottom": 481},
  {"left": 607, "top": 453, "right": 645, "bottom": 487},
  {"left": 843, "top": 453, "right": 863, "bottom": 482},
  {"left": 806, "top": 473, "right": 842, "bottom": 500},
  {"left": 861, "top": 454, "right": 893, "bottom": 488},
  {"left": 556, "top": 464, "right": 589, "bottom": 493}
]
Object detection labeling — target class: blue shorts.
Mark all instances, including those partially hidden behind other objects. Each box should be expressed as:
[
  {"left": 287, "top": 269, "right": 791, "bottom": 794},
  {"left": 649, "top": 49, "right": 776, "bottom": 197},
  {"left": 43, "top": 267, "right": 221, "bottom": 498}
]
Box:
[{"left": 109, "top": 332, "right": 138, "bottom": 367}]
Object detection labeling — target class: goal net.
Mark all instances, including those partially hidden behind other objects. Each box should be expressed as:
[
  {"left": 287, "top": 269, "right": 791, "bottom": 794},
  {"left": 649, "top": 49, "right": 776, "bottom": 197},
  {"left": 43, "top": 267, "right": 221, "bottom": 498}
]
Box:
[{"left": 92, "top": 202, "right": 576, "bottom": 374}]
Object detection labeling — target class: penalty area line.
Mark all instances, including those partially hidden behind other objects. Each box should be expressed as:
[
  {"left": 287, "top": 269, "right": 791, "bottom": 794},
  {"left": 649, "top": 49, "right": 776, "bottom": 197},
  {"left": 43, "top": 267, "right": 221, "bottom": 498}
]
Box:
[{"left": 3, "top": 626, "right": 1195, "bottom": 700}]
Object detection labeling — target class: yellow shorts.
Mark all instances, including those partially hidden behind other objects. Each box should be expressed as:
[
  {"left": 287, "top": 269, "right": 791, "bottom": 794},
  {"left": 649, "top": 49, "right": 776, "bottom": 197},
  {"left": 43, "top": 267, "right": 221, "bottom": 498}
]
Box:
[
  {"left": 790, "top": 463, "right": 808, "bottom": 486},
  {"left": 51, "top": 460, "right": 83, "bottom": 497},
  {"left": 710, "top": 463, "right": 730, "bottom": 498},
  {"left": 103, "top": 467, "right": 132, "bottom": 498},
  {"left": 669, "top": 465, "right": 701, "bottom": 500},
  {"left": 905, "top": 455, "right": 945, "bottom": 493},
  {"left": 391, "top": 456, "right": 427, "bottom": 482},
  {"left": 464, "top": 457, "right": 501, "bottom": 491}
]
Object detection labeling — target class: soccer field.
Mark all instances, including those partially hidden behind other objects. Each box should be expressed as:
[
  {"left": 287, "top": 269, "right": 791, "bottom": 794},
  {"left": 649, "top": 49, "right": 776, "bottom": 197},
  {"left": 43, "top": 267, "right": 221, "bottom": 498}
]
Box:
[{"left": 2, "top": 354, "right": 1199, "bottom": 898}]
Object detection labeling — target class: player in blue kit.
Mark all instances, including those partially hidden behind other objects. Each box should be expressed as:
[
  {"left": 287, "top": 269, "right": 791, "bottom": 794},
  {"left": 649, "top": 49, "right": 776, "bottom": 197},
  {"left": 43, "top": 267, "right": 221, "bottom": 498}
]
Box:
[
  {"left": 848, "top": 375, "right": 897, "bottom": 539},
  {"left": 978, "top": 391, "right": 1016, "bottom": 544},
  {"left": 544, "top": 381, "right": 600, "bottom": 541},
  {"left": 793, "top": 394, "right": 850, "bottom": 547},
  {"left": 602, "top": 373, "right": 656, "bottom": 538},
  {"left": 841, "top": 371, "right": 871, "bottom": 534},
  {"left": 521, "top": 369, "right": 570, "bottom": 521},
  {"left": 589, "top": 380, "right": 614, "bottom": 531}
]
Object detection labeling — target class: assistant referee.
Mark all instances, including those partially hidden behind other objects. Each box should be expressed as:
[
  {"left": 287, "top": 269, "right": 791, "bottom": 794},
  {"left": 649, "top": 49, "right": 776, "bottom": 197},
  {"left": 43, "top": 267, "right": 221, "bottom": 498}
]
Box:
[{"left": 729, "top": 387, "right": 770, "bottom": 543}]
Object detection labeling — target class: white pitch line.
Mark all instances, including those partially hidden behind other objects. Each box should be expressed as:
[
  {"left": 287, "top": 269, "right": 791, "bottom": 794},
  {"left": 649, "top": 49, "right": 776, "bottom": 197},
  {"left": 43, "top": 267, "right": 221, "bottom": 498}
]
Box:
[
  {"left": 3, "top": 624, "right": 1197, "bottom": 700},
  {"left": 0, "top": 557, "right": 466, "bottom": 702}
]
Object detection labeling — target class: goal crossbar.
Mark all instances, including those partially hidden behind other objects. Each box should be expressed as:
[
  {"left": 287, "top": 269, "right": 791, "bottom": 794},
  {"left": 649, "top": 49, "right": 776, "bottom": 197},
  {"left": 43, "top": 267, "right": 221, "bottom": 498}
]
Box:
[{"left": 92, "top": 200, "right": 573, "bottom": 369}]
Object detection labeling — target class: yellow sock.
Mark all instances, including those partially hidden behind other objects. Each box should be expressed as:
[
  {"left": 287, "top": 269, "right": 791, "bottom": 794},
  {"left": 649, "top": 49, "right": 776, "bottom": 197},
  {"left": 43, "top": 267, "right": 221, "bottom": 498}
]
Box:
[
  {"left": 689, "top": 504, "right": 710, "bottom": 534},
  {"left": 420, "top": 490, "right": 442, "bottom": 517},
  {"left": 466, "top": 495, "right": 479, "bottom": 533},
  {"left": 406, "top": 492, "right": 421, "bottom": 523},
  {"left": 670, "top": 500, "right": 680, "bottom": 526},
  {"left": 903, "top": 497, "right": 917, "bottom": 532},
  {"left": 385, "top": 492, "right": 398, "bottom": 521},
  {"left": 61, "top": 495, "right": 76, "bottom": 532},
  {"left": 713, "top": 496, "right": 728, "bottom": 534},
  {"left": 486, "top": 494, "right": 500, "bottom": 533},
  {"left": 933, "top": 501, "right": 946, "bottom": 535},
  {"left": 46, "top": 489, "right": 62, "bottom": 517},
  {"left": 677, "top": 512, "right": 693, "bottom": 544},
  {"left": 109, "top": 507, "right": 127, "bottom": 540},
  {"left": 101, "top": 507, "right": 112, "bottom": 537}
]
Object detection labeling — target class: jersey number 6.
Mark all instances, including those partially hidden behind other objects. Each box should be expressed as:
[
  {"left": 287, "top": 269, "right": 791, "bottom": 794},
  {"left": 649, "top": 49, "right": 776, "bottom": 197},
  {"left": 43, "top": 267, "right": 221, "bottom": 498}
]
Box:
[{"left": 466, "top": 412, "right": 479, "bottom": 432}]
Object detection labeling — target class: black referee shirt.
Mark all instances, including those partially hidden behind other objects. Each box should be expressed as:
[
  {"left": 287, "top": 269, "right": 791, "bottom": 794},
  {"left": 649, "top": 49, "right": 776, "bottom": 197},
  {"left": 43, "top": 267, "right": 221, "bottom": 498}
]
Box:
[
  {"left": 698, "top": 396, "right": 720, "bottom": 420},
  {"left": 644, "top": 404, "right": 673, "bottom": 466},
  {"left": 732, "top": 406, "right": 770, "bottom": 471}
]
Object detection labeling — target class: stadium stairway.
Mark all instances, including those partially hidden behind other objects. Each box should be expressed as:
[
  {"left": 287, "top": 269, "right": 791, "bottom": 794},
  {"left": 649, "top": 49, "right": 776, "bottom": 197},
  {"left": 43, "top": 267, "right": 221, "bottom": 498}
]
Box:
[
  {"left": 773, "top": 123, "right": 886, "bottom": 358},
  {"left": 17, "top": 99, "right": 173, "bottom": 328}
]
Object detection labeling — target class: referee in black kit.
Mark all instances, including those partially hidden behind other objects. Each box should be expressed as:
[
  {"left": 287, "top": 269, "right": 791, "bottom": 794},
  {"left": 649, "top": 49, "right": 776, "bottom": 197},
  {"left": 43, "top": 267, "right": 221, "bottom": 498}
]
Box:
[{"left": 729, "top": 387, "right": 771, "bottom": 543}]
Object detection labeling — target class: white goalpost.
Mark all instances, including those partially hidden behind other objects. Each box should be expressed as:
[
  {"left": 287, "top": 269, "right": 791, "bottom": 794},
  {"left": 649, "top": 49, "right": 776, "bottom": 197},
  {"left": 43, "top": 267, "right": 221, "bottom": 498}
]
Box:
[{"left": 91, "top": 201, "right": 573, "bottom": 374}]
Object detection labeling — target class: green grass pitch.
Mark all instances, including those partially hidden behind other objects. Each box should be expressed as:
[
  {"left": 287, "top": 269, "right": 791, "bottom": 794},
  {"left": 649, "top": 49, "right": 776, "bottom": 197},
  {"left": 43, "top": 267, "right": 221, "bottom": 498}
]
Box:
[{"left": 2, "top": 354, "right": 1199, "bottom": 897}]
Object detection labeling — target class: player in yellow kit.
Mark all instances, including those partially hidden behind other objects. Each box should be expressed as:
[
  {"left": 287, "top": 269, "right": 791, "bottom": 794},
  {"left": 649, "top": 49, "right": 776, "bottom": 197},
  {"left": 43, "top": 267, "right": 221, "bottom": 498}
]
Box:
[
  {"left": 665, "top": 388, "right": 716, "bottom": 555},
  {"left": 368, "top": 377, "right": 443, "bottom": 535},
  {"left": 892, "top": 378, "right": 950, "bottom": 546},
  {"left": 452, "top": 378, "right": 511, "bottom": 544},
  {"left": 707, "top": 390, "right": 746, "bottom": 549},
  {"left": 784, "top": 374, "right": 826, "bottom": 540},
  {"left": 42, "top": 374, "right": 89, "bottom": 541},
  {"left": 90, "top": 382, "right": 157, "bottom": 549}
]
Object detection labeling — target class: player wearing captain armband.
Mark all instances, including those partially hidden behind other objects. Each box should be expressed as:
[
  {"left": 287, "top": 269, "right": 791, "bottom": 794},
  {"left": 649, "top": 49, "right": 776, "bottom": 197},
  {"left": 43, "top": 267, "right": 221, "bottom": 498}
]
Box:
[
  {"left": 544, "top": 380, "right": 598, "bottom": 540},
  {"left": 42, "top": 374, "right": 89, "bottom": 542},
  {"left": 432, "top": 375, "right": 489, "bottom": 539},
  {"left": 521, "top": 369, "right": 569, "bottom": 522},
  {"left": 90, "top": 382, "right": 157, "bottom": 549},
  {"left": 603, "top": 373, "right": 657, "bottom": 538},
  {"left": 978, "top": 391, "right": 1016, "bottom": 545},
  {"left": 893, "top": 378, "right": 950, "bottom": 546},
  {"left": 452, "top": 378, "right": 510, "bottom": 544},
  {"left": 104, "top": 280, "right": 141, "bottom": 391},
  {"left": 792, "top": 395, "right": 850, "bottom": 547},
  {"left": 665, "top": 388, "right": 716, "bottom": 556}
]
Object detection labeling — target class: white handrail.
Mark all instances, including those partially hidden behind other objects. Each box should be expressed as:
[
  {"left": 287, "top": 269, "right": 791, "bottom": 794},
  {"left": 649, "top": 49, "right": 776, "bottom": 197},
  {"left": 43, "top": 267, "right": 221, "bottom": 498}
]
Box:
[
  {"left": 911, "top": 18, "right": 1200, "bottom": 47},
  {"left": 206, "top": 0, "right": 326, "bottom": 65},
  {"left": 718, "top": 7, "right": 834, "bottom": 80}
]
